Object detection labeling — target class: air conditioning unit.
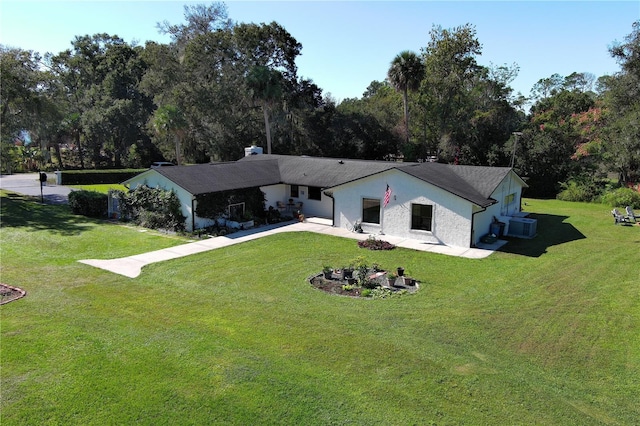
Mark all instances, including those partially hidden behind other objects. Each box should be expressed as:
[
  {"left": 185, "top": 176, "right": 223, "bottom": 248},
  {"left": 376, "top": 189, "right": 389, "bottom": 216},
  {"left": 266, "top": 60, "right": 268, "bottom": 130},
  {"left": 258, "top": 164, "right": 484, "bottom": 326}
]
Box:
[{"left": 507, "top": 217, "right": 537, "bottom": 238}]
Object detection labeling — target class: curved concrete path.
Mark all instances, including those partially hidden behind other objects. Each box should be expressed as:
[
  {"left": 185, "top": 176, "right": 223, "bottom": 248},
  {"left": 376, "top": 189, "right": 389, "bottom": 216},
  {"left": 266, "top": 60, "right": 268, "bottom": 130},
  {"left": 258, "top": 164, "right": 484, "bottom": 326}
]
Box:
[{"left": 79, "top": 218, "right": 506, "bottom": 278}]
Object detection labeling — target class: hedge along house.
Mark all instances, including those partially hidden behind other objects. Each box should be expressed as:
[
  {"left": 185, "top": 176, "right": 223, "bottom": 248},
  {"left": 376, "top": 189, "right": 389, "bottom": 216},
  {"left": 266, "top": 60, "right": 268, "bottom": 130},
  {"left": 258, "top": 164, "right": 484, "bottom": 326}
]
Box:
[{"left": 123, "top": 153, "right": 529, "bottom": 248}]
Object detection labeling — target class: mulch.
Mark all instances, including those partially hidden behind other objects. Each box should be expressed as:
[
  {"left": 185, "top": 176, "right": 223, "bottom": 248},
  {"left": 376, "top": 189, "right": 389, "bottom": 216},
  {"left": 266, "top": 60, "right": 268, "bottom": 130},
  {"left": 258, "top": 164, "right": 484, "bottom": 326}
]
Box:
[{"left": 0, "top": 284, "right": 26, "bottom": 305}]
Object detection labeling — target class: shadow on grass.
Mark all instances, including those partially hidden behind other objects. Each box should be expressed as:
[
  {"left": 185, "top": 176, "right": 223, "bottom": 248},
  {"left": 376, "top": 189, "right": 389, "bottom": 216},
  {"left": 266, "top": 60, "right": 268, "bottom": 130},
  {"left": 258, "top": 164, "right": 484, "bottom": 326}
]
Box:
[
  {"left": 0, "top": 193, "right": 96, "bottom": 236},
  {"left": 498, "top": 213, "right": 586, "bottom": 257}
]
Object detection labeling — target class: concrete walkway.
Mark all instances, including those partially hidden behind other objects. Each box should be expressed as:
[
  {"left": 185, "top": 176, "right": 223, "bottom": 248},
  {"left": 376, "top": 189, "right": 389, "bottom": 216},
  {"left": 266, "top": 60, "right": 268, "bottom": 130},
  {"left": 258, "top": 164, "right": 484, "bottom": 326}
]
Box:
[{"left": 79, "top": 218, "right": 507, "bottom": 278}]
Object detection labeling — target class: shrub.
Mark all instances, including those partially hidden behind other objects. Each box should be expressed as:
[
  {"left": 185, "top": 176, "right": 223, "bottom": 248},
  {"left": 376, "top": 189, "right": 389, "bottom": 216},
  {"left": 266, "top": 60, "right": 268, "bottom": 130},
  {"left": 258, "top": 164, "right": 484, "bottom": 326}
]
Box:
[
  {"left": 114, "top": 186, "right": 186, "bottom": 232},
  {"left": 361, "top": 279, "right": 380, "bottom": 290},
  {"left": 68, "top": 190, "right": 107, "bottom": 218},
  {"left": 557, "top": 180, "right": 598, "bottom": 202},
  {"left": 59, "top": 169, "right": 146, "bottom": 185},
  {"left": 358, "top": 236, "right": 395, "bottom": 250},
  {"left": 601, "top": 187, "right": 640, "bottom": 209},
  {"left": 370, "top": 287, "right": 408, "bottom": 299}
]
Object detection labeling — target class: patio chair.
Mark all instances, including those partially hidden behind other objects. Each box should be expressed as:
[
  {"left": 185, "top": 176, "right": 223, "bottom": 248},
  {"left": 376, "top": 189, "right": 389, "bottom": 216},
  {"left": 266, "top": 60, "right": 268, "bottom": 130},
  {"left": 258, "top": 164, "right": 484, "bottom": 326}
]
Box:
[
  {"left": 625, "top": 206, "right": 639, "bottom": 223},
  {"left": 276, "top": 201, "right": 286, "bottom": 212},
  {"left": 612, "top": 208, "right": 631, "bottom": 225}
]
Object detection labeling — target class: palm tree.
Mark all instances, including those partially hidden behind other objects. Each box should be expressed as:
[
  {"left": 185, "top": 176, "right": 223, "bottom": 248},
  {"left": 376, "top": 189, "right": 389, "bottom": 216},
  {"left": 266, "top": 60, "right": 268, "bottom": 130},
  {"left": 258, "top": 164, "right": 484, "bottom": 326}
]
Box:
[
  {"left": 152, "top": 104, "right": 187, "bottom": 165},
  {"left": 247, "top": 66, "right": 283, "bottom": 155},
  {"left": 387, "top": 51, "right": 425, "bottom": 149}
]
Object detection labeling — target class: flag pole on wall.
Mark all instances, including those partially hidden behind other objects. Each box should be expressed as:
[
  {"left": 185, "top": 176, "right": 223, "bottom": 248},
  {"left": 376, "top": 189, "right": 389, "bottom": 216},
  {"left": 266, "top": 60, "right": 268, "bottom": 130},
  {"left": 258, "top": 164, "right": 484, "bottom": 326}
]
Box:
[{"left": 381, "top": 184, "right": 392, "bottom": 235}]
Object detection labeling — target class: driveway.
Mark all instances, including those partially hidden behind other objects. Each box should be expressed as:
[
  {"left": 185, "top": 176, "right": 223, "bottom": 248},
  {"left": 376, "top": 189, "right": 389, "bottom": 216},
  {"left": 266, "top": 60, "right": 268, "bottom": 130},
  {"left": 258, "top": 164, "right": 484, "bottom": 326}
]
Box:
[{"left": 0, "top": 173, "right": 73, "bottom": 204}]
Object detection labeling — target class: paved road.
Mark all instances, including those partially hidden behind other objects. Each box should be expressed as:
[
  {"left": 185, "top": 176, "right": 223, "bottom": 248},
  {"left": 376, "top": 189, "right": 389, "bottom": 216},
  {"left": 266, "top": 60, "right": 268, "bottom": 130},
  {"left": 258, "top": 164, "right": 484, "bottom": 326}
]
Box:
[{"left": 0, "top": 173, "right": 73, "bottom": 204}]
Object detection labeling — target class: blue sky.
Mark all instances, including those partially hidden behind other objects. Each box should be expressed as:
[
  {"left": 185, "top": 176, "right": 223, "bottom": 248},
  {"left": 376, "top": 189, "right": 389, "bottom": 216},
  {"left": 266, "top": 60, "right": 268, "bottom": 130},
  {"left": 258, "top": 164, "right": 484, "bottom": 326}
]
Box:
[{"left": 1, "top": 1, "right": 638, "bottom": 102}]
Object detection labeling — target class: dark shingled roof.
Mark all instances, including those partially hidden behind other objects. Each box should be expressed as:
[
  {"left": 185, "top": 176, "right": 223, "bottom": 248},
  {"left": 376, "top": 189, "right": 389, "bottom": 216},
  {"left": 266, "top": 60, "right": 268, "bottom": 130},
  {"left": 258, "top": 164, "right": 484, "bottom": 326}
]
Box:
[
  {"left": 240, "top": 154, "right": 398, "bottom": 188},
  {"left": 134, "top": 154, "right": 522, "bottom": 207},
  {"left": 153, "top": 160, "right": 281, "bottom": 195},
  {"left": 240, "top": 154, "right": 518, "bottom": 207},
  {"left": 399, "top": 163, "right": 513, "bottom": 207}
]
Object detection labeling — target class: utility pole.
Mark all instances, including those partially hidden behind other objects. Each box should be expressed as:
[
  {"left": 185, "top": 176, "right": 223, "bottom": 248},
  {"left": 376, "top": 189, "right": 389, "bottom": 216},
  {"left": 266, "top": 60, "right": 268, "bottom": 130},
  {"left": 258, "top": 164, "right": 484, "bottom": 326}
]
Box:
[{"left": 510, "top": 132, "right": 523, "bottom": 168}]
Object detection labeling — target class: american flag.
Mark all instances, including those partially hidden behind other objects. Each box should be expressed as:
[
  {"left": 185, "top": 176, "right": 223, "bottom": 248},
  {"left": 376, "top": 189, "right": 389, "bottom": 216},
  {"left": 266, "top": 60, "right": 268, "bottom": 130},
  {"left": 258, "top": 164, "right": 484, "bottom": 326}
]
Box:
[{"left": 383, "top": 184, "right": 392, "bottom": 208}]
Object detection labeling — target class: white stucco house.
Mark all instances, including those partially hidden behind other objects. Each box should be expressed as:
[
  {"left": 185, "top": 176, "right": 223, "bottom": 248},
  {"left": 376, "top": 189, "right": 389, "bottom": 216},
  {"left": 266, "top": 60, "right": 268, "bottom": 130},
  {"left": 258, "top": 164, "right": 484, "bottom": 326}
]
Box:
[{"left": 122, "top": 153, "right": 530, "bottom": 248}]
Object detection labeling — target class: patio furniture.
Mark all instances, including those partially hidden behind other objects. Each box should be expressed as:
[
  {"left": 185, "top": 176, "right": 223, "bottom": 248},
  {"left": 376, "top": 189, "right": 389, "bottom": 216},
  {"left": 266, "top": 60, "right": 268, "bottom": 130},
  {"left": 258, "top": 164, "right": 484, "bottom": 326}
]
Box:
[
  {"left": 612, "top": 208, "right": 631, "bottom": 225},
  {"left": 625, "top": 206, "right": 639, "bottom": 223},
  {"left": 276, "top": 201, "right": 286, "bottom": 212}
]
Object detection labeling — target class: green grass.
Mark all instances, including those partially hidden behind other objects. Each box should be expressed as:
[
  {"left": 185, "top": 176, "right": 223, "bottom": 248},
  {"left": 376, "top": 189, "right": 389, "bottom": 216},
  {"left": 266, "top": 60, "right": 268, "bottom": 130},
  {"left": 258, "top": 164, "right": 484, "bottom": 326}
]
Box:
[
  {"left": 1, "top": 193, "right": 639, "bottom": 424},
  {"left": 68, "top": 184, "right": 128, "bottom": 194}
]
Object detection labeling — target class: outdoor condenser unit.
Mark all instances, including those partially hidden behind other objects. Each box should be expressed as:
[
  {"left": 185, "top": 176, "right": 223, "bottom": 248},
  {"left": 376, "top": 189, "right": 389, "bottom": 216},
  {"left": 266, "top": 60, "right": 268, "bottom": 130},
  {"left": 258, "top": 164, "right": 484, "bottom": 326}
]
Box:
[{"left": 507, "top": 217, "right": 537, "bottom": 238}]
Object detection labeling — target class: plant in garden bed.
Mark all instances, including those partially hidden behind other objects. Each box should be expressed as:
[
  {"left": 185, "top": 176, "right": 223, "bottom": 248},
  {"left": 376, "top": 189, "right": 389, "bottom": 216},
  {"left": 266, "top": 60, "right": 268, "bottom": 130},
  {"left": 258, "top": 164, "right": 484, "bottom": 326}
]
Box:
[
  {"left": 322, "top": 265, "right": 333, "bottom": 279},
  {"left": 358, "top": 235, "right": 395, "bottom": 250}
]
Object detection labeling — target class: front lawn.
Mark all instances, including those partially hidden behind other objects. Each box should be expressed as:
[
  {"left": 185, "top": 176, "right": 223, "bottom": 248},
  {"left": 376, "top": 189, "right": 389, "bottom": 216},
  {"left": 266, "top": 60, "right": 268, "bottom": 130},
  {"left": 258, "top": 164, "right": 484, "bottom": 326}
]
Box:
[{"left": 1, "top": 193, "right": 638, "bottom": 424}]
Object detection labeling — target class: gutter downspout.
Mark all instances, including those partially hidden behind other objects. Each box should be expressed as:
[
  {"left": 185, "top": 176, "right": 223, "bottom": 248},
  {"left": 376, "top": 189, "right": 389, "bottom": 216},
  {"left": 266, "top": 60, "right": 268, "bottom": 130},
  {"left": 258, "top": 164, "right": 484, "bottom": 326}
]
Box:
[
  {"left": 323, "top": 190, "right": 335, "bottom": 227},
  {"left": 191, "top": 196, "right": 196, "bottom": 232},
  {"left": 470, "top": 206, "right": 487, "bottom": 248}
]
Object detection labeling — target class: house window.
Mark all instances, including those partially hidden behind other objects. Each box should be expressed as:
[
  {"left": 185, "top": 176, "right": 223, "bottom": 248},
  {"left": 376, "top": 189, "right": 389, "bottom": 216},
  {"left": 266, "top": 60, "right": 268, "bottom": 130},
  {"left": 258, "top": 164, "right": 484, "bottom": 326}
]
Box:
[
  {"left": 290, "top": 185, "right": 299, "bottom": 198},
  {"left": 411, "top": 203, "right": 433, "bottom": 231},
  {"left": 504, "top": 193, "right": 516, "bottom": 205},
  {"left": 308, "top": 186, "right": 322, "bottom": 201},
  {"left": 362, "top": 198, "right": 381, "bottom": 224},
  {"left": 228, "top": 202, "right": 245, "bottom": 221}
]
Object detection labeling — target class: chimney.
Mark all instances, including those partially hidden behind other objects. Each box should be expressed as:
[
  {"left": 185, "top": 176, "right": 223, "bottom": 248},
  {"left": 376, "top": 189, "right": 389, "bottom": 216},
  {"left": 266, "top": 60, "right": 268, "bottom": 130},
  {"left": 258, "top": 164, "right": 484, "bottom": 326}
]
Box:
[{"left": 244, "top": 145, "right": 264, "bottom": 157}]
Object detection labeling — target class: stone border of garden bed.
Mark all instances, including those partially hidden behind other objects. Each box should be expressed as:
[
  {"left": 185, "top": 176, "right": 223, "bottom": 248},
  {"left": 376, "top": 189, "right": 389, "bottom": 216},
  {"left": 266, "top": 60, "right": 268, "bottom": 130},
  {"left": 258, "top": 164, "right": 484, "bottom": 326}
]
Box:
[{"left": 1, "top": 283, "right": 27, "bottom": 305}]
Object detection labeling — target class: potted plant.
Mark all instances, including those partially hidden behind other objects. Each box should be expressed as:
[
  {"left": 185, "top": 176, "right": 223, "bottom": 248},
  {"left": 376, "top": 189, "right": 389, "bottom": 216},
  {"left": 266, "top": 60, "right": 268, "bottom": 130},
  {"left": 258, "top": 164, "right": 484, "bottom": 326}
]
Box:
[
  {"left": 322, "top": 265, "right": 333, "bottom": 279},
  {"left": 342, "top": 266, "right": 354, "bottom": 280},
  {"left": 387, "top": 273, "right": 397, "bottom": 286},
  {"left": 397, "top": 267, "right": 405, "bottom": 276}
]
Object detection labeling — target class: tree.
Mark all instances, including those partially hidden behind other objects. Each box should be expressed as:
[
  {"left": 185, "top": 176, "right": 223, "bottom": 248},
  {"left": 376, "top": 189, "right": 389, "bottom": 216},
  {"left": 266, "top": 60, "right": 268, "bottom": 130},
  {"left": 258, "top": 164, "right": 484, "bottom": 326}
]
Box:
[
  {"left": 48, "top": 34, "right": 153, "bottom": 168},
  {"left": 151, "top": 104, "right": 187, "bottom": 165},
  {"left": 417, "top": 24, "right": 520, "bottom": 165},
  {"left": 419, "top": 24, "right": 483, "bottom": 160},
  {"left": 1, "top": 47, "right": 41, "bottom": 172},
  {"left": 156, "top": 2, "right": 232, "bottom": 56},
  {"left": 518, "top": 86, "right": 596, "bottom": 197},
  {"left": 387, "top": 50, "right": 424, "bottom": 149},
  {"left": 600, "top": 20, "right": 640, "bottom": 183},
  {"left": 247, "top": 66, "right": 283, "bottom": 155}
]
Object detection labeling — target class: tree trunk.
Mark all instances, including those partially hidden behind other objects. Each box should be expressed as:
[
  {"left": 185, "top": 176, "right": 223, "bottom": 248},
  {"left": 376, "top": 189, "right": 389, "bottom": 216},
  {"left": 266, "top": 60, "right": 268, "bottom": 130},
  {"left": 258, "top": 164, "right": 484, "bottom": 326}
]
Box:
[
  {"left": 75, "top": 131, "right": 85, "bottom": 169},
  {"left": 403, "top": 88, "right": 410, "bottom": 147},
  {"left": 263, "top": 104, "right": 272, "bottom": 155},
  {"left": 54, "top": 141, "right": 64, "bottom": 169},
  {"left": 174, "top": 134, "right": 181, "bottom": 165}
]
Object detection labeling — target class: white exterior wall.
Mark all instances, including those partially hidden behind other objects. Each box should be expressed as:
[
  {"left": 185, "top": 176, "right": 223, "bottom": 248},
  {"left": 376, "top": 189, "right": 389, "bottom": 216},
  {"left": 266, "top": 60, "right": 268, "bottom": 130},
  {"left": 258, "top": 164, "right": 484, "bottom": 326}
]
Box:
[
  {"left": 332, "top": 170, "right": 475, "bottom": 248},
  {"left": 470, "top": 172, "right": 526, "bottom": 244},
  {"left": 261, "top": 184, "right": 287, "bottom": 210},
  {"left": 489, "top": 172, "right": 525, "bottom": 236},
  {"left": 472, "top": 203, "right": 501, "bottom": 244}
]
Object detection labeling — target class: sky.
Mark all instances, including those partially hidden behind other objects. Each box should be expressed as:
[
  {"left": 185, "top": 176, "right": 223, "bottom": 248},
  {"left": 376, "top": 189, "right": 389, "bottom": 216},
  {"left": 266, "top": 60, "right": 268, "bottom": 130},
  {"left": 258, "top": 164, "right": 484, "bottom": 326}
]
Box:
[{"left": 1, "top": 1, "right": 638, "bottom": 103}]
